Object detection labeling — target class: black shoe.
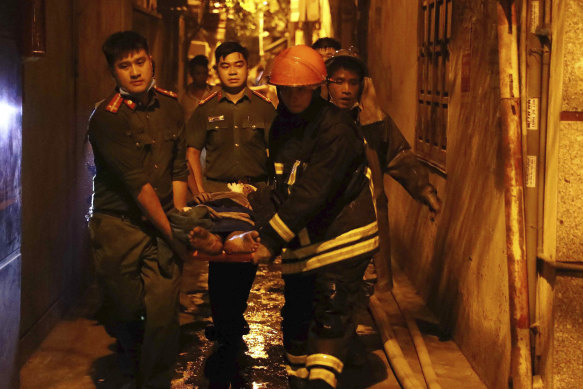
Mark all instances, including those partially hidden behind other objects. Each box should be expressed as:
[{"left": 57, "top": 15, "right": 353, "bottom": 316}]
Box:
[
  {"left": 346, "top": 334, "right": 368, "bottom": 367},
  {"left": 205, "top": 324, "right": 219, "bottom": 341},
  {"left": 204, "top": 342, "right": 242, "bottom": 383},
  {"left": 289, "top": 376, "right": 308, "bottom": 389},
  {"left": 208, "top": 380, "right": 231, "bottom": 389}
]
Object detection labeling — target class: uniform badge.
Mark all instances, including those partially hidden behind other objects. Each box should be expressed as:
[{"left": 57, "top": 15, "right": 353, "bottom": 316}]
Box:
[
  {"left": 208, "top": 115, "right": 225, "bottom": 122},
  {"left": 105, "top": 93, "right": 123, "bottom": 113}
]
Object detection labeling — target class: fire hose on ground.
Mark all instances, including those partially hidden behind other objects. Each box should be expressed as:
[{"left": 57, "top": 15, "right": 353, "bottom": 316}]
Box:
[{"left": 369, "top": 291, "right": 442, "bottom": 389}]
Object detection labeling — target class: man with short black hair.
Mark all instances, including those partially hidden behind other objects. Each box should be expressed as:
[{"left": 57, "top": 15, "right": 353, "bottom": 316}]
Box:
[
  {"left": 326, "top": 51, "right": 441, "bottom": 302},
  {"left": 312, "top": 37, "right": 341, "bottom": 61},
  {"left": 185, "top": 41, "right": 276, "bottom": 385},
  {"left": 179, "top": 54, "right": 218, "bottom": 121},
  {"left": 88, "top": 30, "right": 189, "bottom": 389},
  {"left": 326, "top": 51, "right": 440, "bottom": 213}
]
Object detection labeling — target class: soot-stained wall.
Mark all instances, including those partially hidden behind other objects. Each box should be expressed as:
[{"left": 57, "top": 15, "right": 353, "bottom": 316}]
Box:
[{"left": 366, "top": 1, "right": 510, "bottom": 388}]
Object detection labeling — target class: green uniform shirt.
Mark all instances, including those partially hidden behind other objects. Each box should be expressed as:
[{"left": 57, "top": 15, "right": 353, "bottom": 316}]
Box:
[
  {"left": 186, "top": 87, "right": 276, "bottom": 182},
  {"left": 88, "top": 88, "right": 188, "bottom": 218}
]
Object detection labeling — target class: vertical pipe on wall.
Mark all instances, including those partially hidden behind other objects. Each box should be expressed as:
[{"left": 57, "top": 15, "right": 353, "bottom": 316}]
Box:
[
  {"left": 496, "top": 2, "right": 533, "bottom": 389},
  {"left": 523, "top": 0, "right": 544, "bottom": 328},
  {"left": 521, "top": 0, "right": 547, "bottom": 375},
  {"left": 537, "top": 0, "right": 551, "bottom": 253},
  {"left": 533, "top": 0, "right": 552, "bottom": 381}
]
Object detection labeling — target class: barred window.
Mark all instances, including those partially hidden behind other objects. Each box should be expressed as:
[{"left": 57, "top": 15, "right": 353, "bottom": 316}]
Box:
[{"left": 416, "top": 0, "right": 452, "bottom": 171}]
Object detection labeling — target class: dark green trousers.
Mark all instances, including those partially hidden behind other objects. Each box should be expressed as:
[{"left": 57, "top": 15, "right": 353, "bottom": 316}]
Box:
[{"left": 89, "top": 213, "right": 181, "bottom": 389}]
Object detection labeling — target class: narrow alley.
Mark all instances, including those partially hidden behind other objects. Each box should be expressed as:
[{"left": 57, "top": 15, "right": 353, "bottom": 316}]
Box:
[
  {"left": 2, "top": 1, "right": 583, "bottom": 389},
  {"left": 21, "top": 259, "right": 485, "bottom": 388}
]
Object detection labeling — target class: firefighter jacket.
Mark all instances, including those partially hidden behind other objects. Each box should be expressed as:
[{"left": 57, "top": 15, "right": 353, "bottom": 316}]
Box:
[
  {"left": 358, "top": 77, "right": 437, "bottom": 206},
  {"left": 362, "top": 115, "right": 434, "bottom": 204},
  {"left": 251, "top": 96, "right": 379, "bottom": 275}
]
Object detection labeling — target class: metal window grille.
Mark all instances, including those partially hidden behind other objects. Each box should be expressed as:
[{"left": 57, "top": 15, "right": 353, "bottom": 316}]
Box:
[{"left": 416, "top": 0, "right": 452, "bottom": 171}]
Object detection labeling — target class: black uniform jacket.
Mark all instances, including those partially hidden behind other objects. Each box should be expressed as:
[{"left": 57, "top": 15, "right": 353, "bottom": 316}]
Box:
[
  {"left": 251, "top": 96, "right": 379, "bottom": 275},
  {"left": 88, "top": 87, "right": 188, "bottom": 219}
]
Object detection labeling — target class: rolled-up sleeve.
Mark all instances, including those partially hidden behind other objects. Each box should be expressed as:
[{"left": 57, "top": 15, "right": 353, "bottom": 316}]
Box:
[{"left": 88, "top": 110, "right": 149, "bottom": 196}]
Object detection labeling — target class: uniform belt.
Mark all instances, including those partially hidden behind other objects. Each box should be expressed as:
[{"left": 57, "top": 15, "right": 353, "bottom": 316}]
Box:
[{"left": 207, "top": 175, "right": 267, "bottom": 184}]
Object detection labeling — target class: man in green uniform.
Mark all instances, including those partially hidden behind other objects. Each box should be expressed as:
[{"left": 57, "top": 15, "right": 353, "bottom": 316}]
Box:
[
  {"left": 179, "top": 54, "right": 219, "bottom": 122},
  {"left": 187, "top": 42, "right": 275, "bottom": 194},
  {"left": 88, "top": 31, "right": 190, "bottom": 389},
  {"left": 185, "top": 41, "right": 276, "bottom": 385}
]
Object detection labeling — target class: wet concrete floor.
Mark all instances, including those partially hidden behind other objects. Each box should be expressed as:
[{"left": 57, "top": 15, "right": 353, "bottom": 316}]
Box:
[
  {"left": 173, "top": 259, "right": 396, "bottom": 388},
  {"left": 20, "top": 259, "right": 485, "bottom": 389}
]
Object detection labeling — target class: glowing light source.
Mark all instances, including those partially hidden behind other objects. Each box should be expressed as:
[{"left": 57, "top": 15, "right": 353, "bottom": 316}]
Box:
[{"left": 0, "top": 100, "right": 21, "bottom": 143}]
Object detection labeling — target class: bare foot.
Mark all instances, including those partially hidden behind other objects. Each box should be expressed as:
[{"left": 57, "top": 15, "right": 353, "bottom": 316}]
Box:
[
  {"left": 251, "top": 243, "right": 273, "bottom": 265},
  {"left": 188, "top": 226, "right": 223, "bottom": 255},
  {"left": 241, "top": 184, "right": 257, "bottom": 196},
  {"left": 223, "top": 230, "right": 260, "bottom": 254}
]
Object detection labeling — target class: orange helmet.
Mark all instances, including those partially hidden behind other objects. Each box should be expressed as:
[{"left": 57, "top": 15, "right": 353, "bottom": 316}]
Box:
[{"left": 268, "top": 45, "right": 327, "bottom": 87}]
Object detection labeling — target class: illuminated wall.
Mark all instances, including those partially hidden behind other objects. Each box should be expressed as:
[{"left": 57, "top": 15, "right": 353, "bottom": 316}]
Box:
[
  {"left": 0, "top": 34, "right": 22, "bottom": 389},
  {"left": 0, "top": 30, "right": 21, "bottom": 264},
  {"left": 366, "top": 1, "right": 510, "bottom": 388}
]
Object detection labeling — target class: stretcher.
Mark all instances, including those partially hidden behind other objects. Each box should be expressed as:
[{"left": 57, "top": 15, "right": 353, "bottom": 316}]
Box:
[{"left": 190, "top": 250, "right": 253, "bottom": 263}]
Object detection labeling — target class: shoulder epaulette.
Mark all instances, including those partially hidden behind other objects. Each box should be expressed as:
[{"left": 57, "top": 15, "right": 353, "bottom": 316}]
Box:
[
  {"left": 105, "top": 93, "right": 124, "bottom": 113},
  {"left": 199, "top": 90, "right": 219, "bottom": 105},
  {"left": 251, "top": 89, "right": 271, "bottom": 103},
  {"left": 155, "top": 86, "right": 178, "bottom": 99},
  {"left": 94, "top": 99, "right": 105, "bottom": 110}
]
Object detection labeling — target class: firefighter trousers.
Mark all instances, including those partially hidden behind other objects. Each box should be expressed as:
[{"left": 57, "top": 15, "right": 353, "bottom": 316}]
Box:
[{"left": 281, "top": 256, "right": 370, "bottom": 389}]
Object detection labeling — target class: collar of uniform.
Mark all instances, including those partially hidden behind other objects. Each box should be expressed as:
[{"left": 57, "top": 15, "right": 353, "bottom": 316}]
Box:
[
  {"left": 277, "top": 93, "right": 326, "bottom": 125},
  {"left": 122, "top": 93, "right": 159, "bottom": 111},
  {"left": 217, "top": 87, "right": 252, "bottom": 104},
  {"left": 118, "top": 79, "right": 158, "bottom": 110}
]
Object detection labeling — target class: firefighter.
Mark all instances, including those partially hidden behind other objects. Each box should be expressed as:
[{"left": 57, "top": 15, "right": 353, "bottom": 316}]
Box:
[
  {"left": 249, "top": 45, "right": 379, "bottom": 389},
  {"left": 325, "top": 50, "right": 441, "bottom": 212},
  {"left": 325, "top": 50, "right": 441, "bottom": 295}
]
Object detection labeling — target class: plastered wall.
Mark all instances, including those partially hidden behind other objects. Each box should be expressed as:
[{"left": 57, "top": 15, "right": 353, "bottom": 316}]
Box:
[
  {"left": 546, "top": 1, "right": 583, "bottom": 387},
  {"left": 19, "top": 0, "right": 133, "bottom": 364},
  {"left": 20, "top": 0, "right": 83, "bottom": 362},
  {"left": 367, "top": 1, "right": 511, "bottom": 388},
  {"left": 19, "top": 0, "right": 186, "bottom": 365},
  {"left": 556, "top": 0, "right": 583, "bottom": 263},
  {"left": 0, "top": 3, "right": 22, "bottom": 385}
]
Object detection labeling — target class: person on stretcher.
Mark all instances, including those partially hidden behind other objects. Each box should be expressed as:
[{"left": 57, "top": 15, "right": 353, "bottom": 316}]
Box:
[{"left": 169, "top": 183, "right": 262, "bottom": 256}]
